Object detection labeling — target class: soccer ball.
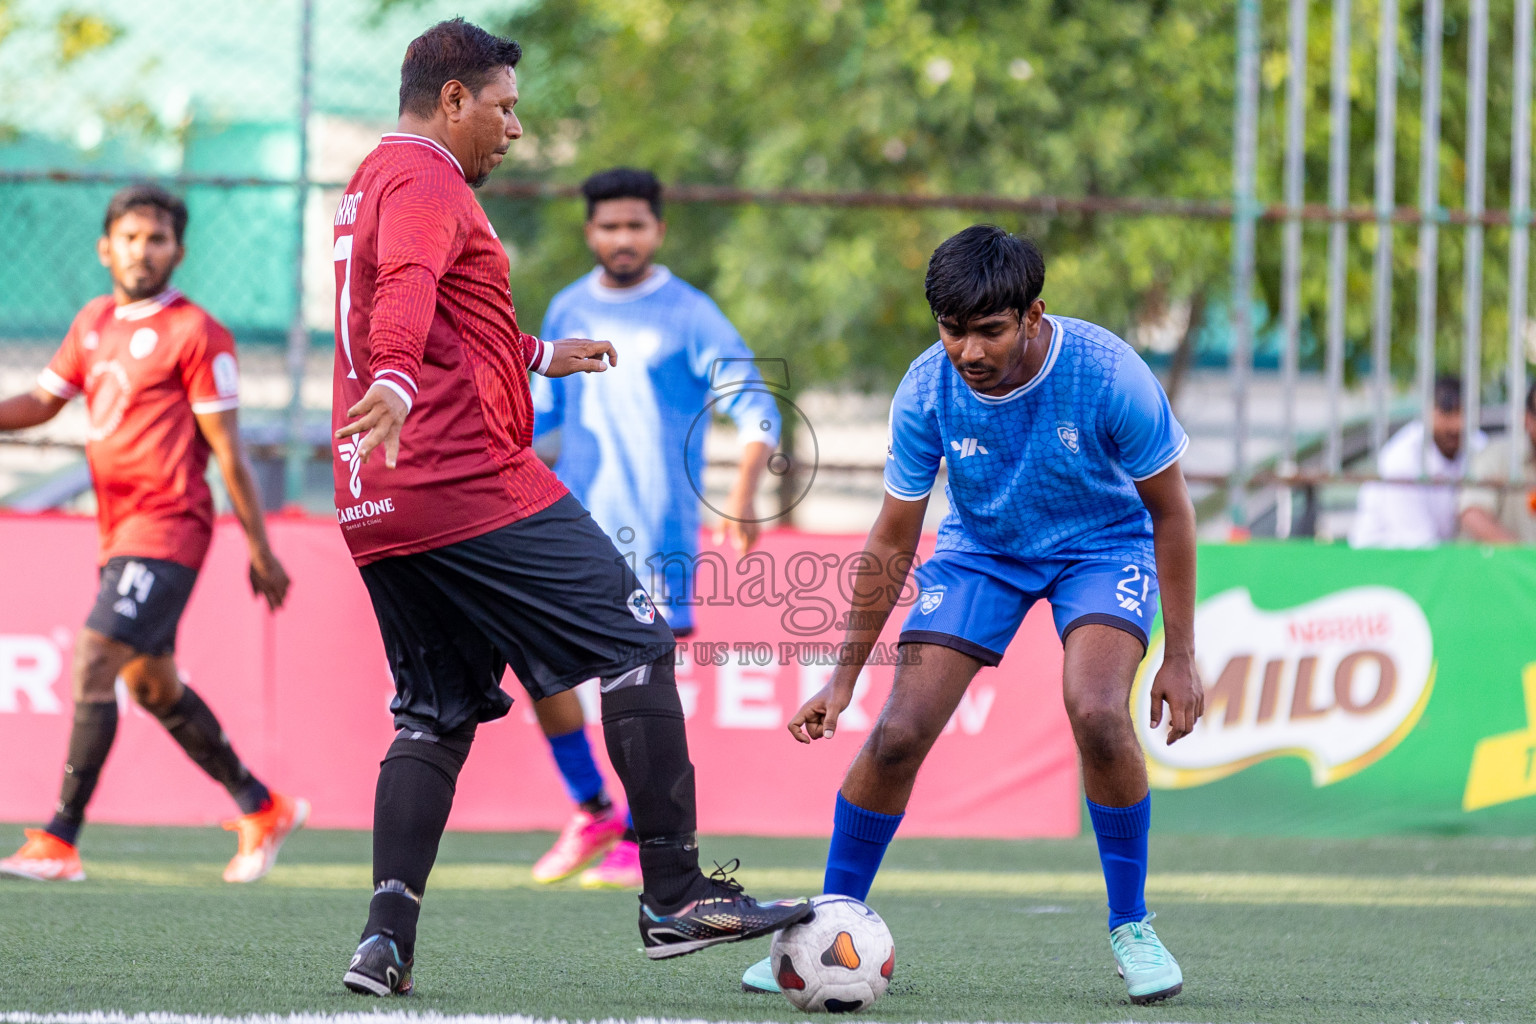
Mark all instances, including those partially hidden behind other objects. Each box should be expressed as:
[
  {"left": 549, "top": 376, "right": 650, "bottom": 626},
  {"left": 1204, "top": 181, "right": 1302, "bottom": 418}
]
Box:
[{"left": 769, "top": 894, "right": 895, "bottom": 1013}]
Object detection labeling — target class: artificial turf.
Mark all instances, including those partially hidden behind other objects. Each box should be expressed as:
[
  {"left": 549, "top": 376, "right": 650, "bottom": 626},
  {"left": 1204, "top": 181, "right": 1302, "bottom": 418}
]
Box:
[{"left": 0, "top": 824, "right": 1532, "bottom": 1023}]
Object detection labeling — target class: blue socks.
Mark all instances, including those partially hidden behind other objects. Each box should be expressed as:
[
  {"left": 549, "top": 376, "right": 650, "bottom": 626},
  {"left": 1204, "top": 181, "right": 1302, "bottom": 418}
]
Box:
[
  {"left": 1087, "top": 794, "right": 1151, "bottom": 930},
  {"left": 823, "top": 792, "right": 904, "bottom": 900},
  {"left": 822, "top": 791, "right": 1148, "bottom": 930},
  {"left": 545, "top": 727, "right": 606, "bottom": 806}
]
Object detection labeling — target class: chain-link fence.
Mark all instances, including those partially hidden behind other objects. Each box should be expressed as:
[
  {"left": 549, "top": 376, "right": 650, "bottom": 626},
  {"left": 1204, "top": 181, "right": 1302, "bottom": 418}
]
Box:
[
  {"left": 1, "top": 0, "right": 1533, "bottom": 541},
  {"left": 0, "top": 0, "right": 414, "bottom": 510}
]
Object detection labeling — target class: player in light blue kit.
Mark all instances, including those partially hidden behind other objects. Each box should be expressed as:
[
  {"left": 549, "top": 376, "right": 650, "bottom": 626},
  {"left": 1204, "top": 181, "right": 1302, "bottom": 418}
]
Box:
[
  {"left": 524, "top": 169, "right": 782, "bottom": 888},
  {"left": 742, "top": 226, "right": 1203, "bottom": 1004}
]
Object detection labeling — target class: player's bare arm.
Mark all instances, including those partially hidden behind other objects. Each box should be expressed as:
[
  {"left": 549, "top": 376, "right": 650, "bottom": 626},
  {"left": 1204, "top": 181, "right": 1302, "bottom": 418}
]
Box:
[
  {"left": 718, "top": 440, "right": 773, "bottom": 556},
  {"left": 790, "top": 492, "right": 928, "bottom": 744},
  {"left": 1134, "top": 462, "right": 1202, "bottom": 744},
  {"left": 196, "top": 408, "right": 290, "bottom": 610},
  {"left": 0, "top": 386, "right": 67, "bottom": 431}
]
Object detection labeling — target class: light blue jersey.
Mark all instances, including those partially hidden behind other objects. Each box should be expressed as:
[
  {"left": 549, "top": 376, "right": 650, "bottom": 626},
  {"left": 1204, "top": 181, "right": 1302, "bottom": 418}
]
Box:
[
  {"left": 884, "top": 315, "right": 1187, "bottom": 572},
  {"left": 533, "top": 267, "right": 781, "bottom": 632}
]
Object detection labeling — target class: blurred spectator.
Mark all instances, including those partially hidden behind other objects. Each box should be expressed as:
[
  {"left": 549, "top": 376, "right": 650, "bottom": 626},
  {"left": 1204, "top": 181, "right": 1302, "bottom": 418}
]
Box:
[
  {"left": 1349, "top": 375, "right": 1486, "bottom": 548},
  {"left": 1458, "top": 382, "right": 1536, "bottom": 544}
]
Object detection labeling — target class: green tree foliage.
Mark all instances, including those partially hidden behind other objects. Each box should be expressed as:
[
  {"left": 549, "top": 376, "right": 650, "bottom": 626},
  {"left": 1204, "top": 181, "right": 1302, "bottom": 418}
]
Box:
[
  {"left": 404, "top": 0, "right": 1530, "bottom": 391},
  {"left": 0, "top": 3, "right": 135, "bottom": 143},
  {"left": 55, "top": 10, "right": 119, "bottom": 64},
  {"left": 481, "top": 0, "right": 1237, "bottom": 392}
]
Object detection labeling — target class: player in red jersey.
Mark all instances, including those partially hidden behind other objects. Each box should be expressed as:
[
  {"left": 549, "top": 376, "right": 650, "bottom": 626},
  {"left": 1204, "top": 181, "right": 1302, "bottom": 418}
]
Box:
[
  {"left": 0, "top": 185, "right": 306, "bottom": 884},
  {"left": 332, "top": 19, "right": 809, "bottom": 997}
]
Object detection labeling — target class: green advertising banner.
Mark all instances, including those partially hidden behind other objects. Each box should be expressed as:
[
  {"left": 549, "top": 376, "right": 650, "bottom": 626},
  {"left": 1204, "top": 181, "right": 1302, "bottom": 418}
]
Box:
[{"left": 1133, "top": 543, "right": 1536, "bottom": 835}]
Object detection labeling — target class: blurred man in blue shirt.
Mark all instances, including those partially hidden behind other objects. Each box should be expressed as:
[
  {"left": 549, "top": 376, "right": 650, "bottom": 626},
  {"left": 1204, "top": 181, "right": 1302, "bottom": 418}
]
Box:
[{"left": 525, "top": 169, "right": 781, "bottom": 888}]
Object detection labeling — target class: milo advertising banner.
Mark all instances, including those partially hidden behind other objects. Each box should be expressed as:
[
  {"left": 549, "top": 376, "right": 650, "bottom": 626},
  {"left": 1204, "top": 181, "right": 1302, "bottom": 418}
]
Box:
[{"left": 1134, "top": 543, "right": 1536, "bottom": 835}]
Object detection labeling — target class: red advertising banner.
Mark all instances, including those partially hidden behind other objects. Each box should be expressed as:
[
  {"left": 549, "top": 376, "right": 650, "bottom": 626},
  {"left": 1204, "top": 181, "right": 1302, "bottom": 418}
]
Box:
[{"left": 0, "top": 513, "right": 1079, "bottom": 838}]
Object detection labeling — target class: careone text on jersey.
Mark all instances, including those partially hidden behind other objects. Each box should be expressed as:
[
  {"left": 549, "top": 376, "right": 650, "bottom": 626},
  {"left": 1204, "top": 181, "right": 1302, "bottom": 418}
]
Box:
[{"left": 336, "top": 498, "right": 397, "bottom": 525}]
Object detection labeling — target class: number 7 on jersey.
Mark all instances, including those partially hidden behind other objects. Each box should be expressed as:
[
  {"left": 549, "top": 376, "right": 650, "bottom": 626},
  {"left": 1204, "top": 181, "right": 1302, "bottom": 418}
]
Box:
[{"left": 333, "top": 233, "right": 358, "bottom": 380}]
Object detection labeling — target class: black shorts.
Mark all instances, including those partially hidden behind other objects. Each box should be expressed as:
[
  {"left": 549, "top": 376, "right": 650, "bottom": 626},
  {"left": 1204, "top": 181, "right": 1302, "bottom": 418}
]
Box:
[
  {"left": 360, "top": 494, "right": 677, "bottom": 733},
  {"left": 84, "top": 556, "right": 199, "bottom": 657}
]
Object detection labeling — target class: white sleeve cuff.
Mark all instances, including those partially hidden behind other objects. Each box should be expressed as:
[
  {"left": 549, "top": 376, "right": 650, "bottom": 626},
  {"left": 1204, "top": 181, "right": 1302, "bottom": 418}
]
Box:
[
  {"left": 736, "top": 423, "right": 780, "bottom": 449},
  {"left": 37, "top": 369, "right": 80, "bottom": 400},
  {"left": 533, "top": 340, "right": 555, "bottom": 376},
  {"left": 884, "top": 481, "right": 933, "bottom": 502},
  {"left": 1130, "top": 434, "right": 1190, "bottom": 482},
  {"left": 191, "top": 397, "right": 241, "bottom": 414},
  {"left": 375, "top": 368, "right": 418, "bottom": 395},
  {"left": 375, "top": 378, "right": 414, "bottom": 413}
]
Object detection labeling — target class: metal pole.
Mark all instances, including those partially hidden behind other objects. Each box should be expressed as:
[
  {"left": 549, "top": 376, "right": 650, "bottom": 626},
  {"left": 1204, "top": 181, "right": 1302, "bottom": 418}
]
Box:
[
  {"left": 1278, "top": 0, "right": 1310, "bottom": 539},
  {"left": 1230, "top": 0, "right": 1261, "bottom": 529},
  {"left": 1369, "top": 0, "right": 1398, "bottom": 455},
  {"left": 1325, "top": 0, "right": 1352, "bottom": 474},
  {"left": 1462, "top": 0, "right": 1489, "bottom": 469},
  {"left": 1415, "top": 0, "right": 1444, "bottom": 476},
  {"left": 283, "top": 0, "right": 315, "bottom": 506},
  {"left": 1508, "top": 0, "right": 1533, "bottom": 481}
]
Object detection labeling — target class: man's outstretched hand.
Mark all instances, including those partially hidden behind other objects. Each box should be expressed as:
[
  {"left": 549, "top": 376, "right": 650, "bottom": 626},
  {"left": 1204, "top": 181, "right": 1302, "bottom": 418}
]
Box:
[
  {"left": 545, "top": 339, "right": 618, "bottom": 378},
  {"left": 337, "top": 340, "right": 618, "bottom": 469},
  {"left": 336, "top": 382, "right": 409, "bottom": 469}
]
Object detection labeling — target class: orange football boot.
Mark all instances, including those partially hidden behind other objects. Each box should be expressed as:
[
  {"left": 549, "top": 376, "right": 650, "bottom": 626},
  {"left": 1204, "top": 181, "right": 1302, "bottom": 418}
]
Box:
[
  {"left": 0, "top": 829, "right": 85, "bottom": 882},
  {"left": 222, "top": 791, "right": 310, "bottom": 883}
]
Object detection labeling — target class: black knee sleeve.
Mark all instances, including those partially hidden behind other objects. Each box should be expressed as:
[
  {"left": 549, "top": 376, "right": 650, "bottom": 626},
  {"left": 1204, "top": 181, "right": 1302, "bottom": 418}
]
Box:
[
  {"left": 380, "top": 721, "right": 477, "bottom": 787},
  {"left": 599, "top": 656, "right": 685, "bottom": 722}
]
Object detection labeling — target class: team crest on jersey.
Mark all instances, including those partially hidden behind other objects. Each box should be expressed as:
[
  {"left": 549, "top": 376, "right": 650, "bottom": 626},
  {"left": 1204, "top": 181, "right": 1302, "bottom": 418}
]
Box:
[
  {"left": 627, "top": 588, "right": 657, "bottom": 625},
  {"left": 1056, "top": 422, "right": 1080, "bottom": 454},
  {"left": 918, "top": 586, "right": 946, "bottom": 615},
  {"left": 129, "top": 328, "right": 158, "bottom": 359}
]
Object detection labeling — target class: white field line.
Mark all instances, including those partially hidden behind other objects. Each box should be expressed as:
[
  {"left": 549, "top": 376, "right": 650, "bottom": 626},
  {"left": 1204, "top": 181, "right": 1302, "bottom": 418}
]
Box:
[{"left": 0, "top": 1014, "right": 1255, "bottom": 1024}]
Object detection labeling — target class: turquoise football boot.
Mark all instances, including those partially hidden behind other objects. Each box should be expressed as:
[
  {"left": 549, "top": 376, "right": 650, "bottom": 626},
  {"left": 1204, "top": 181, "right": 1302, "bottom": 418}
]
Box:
[
  {"left": 741, "top": 954, "right": 778, "bottom": 993},
  {"left": 1109, "top": 913, "right": 1183, "bottom": 1004}
]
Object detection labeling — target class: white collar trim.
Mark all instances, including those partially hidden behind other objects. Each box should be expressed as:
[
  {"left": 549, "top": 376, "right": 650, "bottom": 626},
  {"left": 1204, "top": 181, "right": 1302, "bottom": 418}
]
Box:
[
  {"left": 968, "top": 314, "right": 1063, "bottom": 405},
  {"left": 381, "top": 132, "right": 465, "bottom": 177},
  {"left": 114, "top": 287, "right": 182, "bottom": 321},
  {"left": 585, "top": 265, "right": 673, "bottom": 303}
]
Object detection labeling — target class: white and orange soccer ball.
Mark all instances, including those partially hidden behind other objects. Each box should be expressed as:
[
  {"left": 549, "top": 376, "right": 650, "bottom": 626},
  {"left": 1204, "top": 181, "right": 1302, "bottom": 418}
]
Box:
[{"left": 769, "top": 894, "right": 895, "bottom": 1013}]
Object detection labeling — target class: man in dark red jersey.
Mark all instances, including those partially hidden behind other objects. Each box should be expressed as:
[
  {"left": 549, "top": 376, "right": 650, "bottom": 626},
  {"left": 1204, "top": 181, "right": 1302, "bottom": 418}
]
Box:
[
  {"left": 331, "top": 19, "right": 809, "bottom": 997},
  {"left": 0, "top": 185, "right": 306, "bottom": 885}
]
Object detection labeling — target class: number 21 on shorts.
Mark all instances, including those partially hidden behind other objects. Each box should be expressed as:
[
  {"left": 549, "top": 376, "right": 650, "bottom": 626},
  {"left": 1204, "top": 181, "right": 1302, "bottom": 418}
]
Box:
[{"left": 1116, "top": 564, "right": 1149, "bottom": 618}]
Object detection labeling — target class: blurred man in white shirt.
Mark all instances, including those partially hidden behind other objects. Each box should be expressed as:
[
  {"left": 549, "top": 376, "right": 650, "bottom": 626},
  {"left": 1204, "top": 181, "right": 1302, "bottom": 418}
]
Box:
[
  {"left": 1349, "top": 376, "right": 1486, "bottom": 548},
  {"left": 1458, "top": 381, "right": 1536, "bottom": 545}
]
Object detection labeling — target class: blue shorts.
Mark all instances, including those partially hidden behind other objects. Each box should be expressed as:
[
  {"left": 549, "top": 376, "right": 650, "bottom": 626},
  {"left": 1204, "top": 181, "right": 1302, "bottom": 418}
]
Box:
[{"left": 899, "top": 550, "right": 1158, "bottom": 667}]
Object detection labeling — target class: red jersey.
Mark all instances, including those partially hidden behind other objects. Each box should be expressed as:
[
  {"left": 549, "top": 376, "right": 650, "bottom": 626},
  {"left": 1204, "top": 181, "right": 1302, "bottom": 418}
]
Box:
[
  {"left": 39, "top": 289, "right": 241, "bottom": 569},
  {"left": 331, "top": 133, "right": 566, "bottom": 565}
]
